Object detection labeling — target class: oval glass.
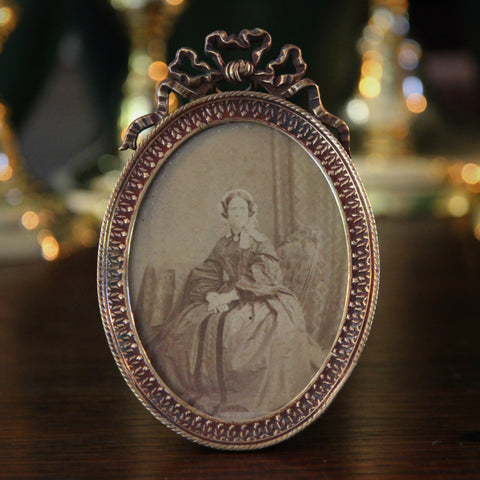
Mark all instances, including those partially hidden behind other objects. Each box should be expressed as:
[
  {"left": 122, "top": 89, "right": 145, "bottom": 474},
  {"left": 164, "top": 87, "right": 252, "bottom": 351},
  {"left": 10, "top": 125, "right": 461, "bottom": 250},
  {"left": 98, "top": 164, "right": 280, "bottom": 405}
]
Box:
[{"left": 98, "top": 91, "right": 379, "bottom": 449}]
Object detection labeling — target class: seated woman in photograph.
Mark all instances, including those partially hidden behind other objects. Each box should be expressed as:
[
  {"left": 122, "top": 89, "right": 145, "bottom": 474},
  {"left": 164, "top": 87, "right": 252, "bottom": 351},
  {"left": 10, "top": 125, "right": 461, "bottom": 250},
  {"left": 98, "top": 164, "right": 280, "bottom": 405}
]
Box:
[{"left": 151, "top": 189, "right": 322, "bottom": 420}]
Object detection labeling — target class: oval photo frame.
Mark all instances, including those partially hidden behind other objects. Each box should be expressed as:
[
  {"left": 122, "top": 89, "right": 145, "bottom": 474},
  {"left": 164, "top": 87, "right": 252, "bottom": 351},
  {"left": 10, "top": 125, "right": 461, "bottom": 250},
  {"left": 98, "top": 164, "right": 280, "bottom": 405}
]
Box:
[{"left": 98, "top": 91, "right": 379, "bottom": 449}]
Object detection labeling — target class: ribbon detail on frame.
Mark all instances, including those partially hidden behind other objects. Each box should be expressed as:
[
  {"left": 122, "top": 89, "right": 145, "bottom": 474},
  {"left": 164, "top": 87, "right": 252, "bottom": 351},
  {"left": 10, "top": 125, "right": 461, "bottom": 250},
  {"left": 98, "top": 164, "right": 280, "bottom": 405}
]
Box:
[
  {"left": 98, "top": 28, "right": 379, "bottom": 450},
  {"left": 120, "top": 28, "right": 351, "bottom": 155}
]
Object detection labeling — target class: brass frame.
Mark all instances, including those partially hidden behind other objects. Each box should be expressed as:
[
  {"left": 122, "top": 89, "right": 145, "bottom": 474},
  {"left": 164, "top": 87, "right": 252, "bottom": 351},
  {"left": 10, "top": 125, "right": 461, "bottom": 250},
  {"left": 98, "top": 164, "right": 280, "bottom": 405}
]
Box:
[{"left": 98, "top": 29, "right": 379, "bottom": 450}]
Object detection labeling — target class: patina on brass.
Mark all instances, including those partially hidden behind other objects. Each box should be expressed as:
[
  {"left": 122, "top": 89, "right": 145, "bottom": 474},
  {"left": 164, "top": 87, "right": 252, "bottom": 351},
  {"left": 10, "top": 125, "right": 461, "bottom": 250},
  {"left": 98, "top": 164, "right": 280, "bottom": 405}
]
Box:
[
  {"left": 120, "top": 27, "right": 350, "bottom": 155},
  {"left": 99, "top": 28, "right": 379, "bottom": 450}
]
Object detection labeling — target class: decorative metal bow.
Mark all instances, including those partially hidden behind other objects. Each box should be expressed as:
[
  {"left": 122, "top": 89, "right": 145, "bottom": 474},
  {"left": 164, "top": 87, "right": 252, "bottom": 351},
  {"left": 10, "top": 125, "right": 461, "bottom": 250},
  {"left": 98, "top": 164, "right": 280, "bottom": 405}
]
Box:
[{"left": 120, "top": 28, "right": 350, "bottom": 156}]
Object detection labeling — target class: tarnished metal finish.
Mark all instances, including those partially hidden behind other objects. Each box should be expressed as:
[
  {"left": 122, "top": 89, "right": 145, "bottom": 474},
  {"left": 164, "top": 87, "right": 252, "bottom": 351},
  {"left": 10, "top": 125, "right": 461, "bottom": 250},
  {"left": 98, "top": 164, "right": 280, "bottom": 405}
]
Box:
[
  {"left": 101, "top": 29, "right": 378, "bottom": 450},
  {"left": 120, "top": 28, "right": 351, "bottom": 155},
  {"left": 98, "top": 91, "right": 379, "bottom": 450}
]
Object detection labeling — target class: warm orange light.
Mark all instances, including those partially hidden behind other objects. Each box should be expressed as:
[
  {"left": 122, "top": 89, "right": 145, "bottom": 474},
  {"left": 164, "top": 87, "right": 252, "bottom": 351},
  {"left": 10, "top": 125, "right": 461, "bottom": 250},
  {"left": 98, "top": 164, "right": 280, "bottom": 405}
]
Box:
[
  {"left": 37, "top": 229, "right": 50, "bottom": 243},
  {"left": 461, "top": 163, "right": 480, "bottom": 185},
  {"left": 366, "top": 22, "right": 384, "bottom": 38},
  {"left": 362, "top": 50, "right": 383, "bottom": 63},
  {"left": 359, "top": 77, "right": 381, "bottom": 98},
  {"left": 168, "top": 93, "right": 178, "bottom": 112},
  {"left": 165, "top": 0, "right": 184, "bottom": 5},
  {"left": 474, "top": 223, "right": 480, "bottom": 241},
  {"left": 41, "top": 235, "right": 59, "bottom": 261},
  {"left": 466, "top": 182, "right": 480, "bottom": 194},
  {"left": 447, "top": 195, "right": 469, "bottom": 218},
  {"left": 361, "top": 59, "right": 383, "bottom": 80},
  {"left": 394, "top": 0, "right": 409, "bottom": 14},
  {"left": 21, "top": 211, "right": 39, "bottom": 230},
  {"left": 0, "top": 7, "right": 12, "bottom": 26},
  {"left": 406, "top": 93, "right": 427, "bottom": 113},
  {"left": 0, "top": 103, "right": 7, "bottom": 121},
  {"left": 148, "top": 61, "right": 168, "bottom": 82},
  {"left": 0, "top": 164, "right": 12, "bottom": 181}
]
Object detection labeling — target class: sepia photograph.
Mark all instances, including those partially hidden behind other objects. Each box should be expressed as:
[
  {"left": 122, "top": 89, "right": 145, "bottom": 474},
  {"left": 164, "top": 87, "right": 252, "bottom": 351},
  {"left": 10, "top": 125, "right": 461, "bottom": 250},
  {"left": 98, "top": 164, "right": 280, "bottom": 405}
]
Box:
[{"left": 129, "top": 121, "right": 351, "bottom": 421}]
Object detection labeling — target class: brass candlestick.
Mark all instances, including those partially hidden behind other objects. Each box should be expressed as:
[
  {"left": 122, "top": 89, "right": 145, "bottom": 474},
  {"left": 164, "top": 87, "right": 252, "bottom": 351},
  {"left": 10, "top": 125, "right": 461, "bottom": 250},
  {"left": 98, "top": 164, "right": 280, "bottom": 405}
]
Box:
[
  {"left": 64, "top": 0, "right": 186, "bottom": 223},
  {"left": 0, "top": 0, "right": 98, "bottom": 262}
]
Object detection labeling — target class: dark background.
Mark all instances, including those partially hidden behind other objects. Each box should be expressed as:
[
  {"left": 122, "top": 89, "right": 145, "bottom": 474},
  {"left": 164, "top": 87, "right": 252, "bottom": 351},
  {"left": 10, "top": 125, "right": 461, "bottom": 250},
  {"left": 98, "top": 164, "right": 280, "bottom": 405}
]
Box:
[{"left": 0, "top": 0, "right": 479, "bottom": 184}]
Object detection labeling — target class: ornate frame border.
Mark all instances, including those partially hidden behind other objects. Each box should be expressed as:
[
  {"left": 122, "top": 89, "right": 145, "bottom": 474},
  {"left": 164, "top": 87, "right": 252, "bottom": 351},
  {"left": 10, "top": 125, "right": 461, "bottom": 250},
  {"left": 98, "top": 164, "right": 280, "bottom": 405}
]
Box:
[{"left": 97, "top": 90, "right": 379, "bottom": 450}]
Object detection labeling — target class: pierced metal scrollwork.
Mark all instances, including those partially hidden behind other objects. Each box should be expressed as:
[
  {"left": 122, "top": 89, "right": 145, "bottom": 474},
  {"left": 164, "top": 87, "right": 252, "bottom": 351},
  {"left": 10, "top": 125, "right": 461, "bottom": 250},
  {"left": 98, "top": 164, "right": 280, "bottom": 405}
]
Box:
[{"left": 120, "top": 28, "right": 351, "bottom": 155}]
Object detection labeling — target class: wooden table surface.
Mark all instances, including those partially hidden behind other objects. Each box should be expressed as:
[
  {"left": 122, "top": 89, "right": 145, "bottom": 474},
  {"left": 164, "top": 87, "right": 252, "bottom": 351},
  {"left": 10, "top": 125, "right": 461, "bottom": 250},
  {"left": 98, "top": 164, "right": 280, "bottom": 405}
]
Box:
[{"left": 1, "top": 217, "right": 479, "bottom": 479}]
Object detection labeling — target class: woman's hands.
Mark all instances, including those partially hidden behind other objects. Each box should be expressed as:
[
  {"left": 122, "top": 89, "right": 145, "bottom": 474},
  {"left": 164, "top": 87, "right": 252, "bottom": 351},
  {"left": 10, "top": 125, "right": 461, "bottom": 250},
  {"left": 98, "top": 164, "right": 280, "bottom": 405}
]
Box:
[{"left": 206, "top": 290, "right": 239, "bottom": 313}]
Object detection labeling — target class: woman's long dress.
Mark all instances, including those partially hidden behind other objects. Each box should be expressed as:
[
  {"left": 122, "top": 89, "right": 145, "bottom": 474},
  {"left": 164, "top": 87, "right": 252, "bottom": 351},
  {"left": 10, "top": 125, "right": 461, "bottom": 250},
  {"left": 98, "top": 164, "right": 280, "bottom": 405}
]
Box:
[{"left": 151, "top": 231, "right": 322, "bottom": 421}]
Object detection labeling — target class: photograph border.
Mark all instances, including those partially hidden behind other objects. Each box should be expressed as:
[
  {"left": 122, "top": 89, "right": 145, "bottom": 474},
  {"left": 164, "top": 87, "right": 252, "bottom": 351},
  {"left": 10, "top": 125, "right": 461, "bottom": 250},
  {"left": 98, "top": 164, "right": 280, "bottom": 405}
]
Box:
[{"left": 97, "top": 90, "right": 380, "bottom": 450}]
